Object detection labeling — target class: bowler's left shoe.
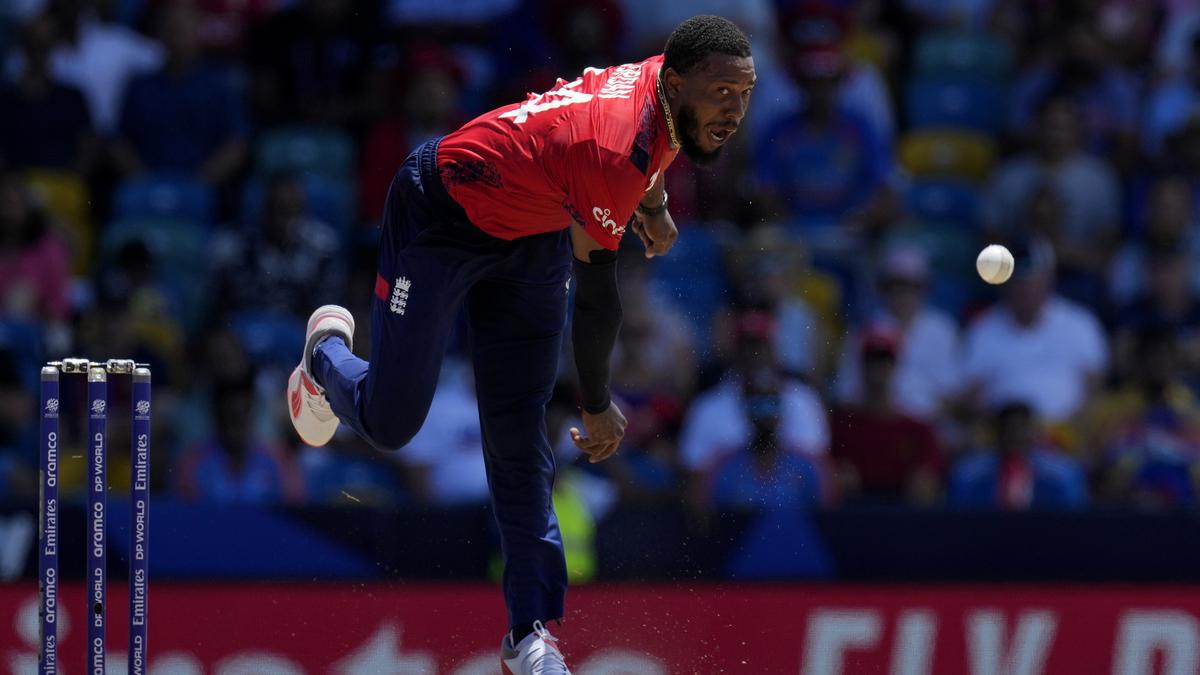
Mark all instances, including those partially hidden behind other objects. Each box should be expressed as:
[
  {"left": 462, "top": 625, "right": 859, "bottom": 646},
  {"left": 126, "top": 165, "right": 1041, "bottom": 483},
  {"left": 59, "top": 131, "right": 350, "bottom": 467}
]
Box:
[{"left": 287, "top": 305, "right": 355, "bottom": 447}]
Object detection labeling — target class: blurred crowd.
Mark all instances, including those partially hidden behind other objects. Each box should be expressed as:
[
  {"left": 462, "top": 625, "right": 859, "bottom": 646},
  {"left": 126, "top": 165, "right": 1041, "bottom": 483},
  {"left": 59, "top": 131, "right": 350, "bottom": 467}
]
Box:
[{"left": 3, "top": 0, "right": 1200, "bottom": 521}]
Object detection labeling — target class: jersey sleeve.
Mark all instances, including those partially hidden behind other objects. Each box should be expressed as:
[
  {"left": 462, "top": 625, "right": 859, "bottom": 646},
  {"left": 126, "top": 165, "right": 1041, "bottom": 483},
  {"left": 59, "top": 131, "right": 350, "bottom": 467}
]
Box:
[{"left": 561, "top": 139, "right": 648, "bottom": 250}]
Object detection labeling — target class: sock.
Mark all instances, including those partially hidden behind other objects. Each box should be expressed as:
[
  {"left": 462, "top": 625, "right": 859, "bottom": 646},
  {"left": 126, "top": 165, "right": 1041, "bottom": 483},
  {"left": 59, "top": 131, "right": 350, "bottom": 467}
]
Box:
[{"left": 510, "top": 622, "right": 537, "bottom": 647}]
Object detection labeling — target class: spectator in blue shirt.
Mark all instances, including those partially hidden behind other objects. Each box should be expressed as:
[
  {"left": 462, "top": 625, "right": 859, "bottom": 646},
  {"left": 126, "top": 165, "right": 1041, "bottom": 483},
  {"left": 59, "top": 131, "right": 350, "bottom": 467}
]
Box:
[
  {"left": 112, "top": 2, "right": 249, "bottom": 186},
  {"left": 710, "top": 383, "right": 828, "bottom": 512},
  {"left": 948, "top": 402, "right": 1089, "bottom": 510},
  {"left": 0, "top": 13, "right": 96, "bottom": 172},
  {"left": 755, "top": 40, "right": 896, "bottom": 233}
]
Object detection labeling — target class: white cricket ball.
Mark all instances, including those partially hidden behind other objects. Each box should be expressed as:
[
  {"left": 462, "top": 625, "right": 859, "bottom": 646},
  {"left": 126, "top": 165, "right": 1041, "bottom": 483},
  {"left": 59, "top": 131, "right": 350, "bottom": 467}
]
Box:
[{"left": 976, "top": 244, "right": 1015, "bottom": 285}]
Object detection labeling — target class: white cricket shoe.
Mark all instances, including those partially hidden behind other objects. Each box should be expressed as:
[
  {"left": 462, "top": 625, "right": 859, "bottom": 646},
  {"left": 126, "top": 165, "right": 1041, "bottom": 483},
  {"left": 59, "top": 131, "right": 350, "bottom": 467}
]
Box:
[
  {"left": 287, "top": 305, "right": 355, "bottom": 447},
  {"left": 501, "top": 621, "right": 571, "bottom": 675}
]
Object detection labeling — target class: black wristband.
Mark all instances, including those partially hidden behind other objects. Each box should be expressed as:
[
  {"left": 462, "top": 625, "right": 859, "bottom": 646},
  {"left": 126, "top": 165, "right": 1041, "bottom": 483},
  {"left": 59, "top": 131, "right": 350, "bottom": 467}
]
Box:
[
  {"left": 636, "top": 190, "right": 669, "bottom": 217},
  {"left": 572, "top": 253, "right": 622, "bottom": 415}
]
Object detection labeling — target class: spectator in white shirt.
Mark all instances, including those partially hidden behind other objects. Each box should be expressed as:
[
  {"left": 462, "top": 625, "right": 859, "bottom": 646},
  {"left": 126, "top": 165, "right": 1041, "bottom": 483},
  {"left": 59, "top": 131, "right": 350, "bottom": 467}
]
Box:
[
  {"left": 679, "top": 311, "right": 829, "bottom": 481},
  {"left": 835, "top": 246, "right": 959, "bottom": 420},
  {"left": 7, "top": 0, "right": 165, "bottom": 134},
  {"left": 961, "top": 237, "right": 1109, "bottom": 423},
  {"left": 399, "top": 357, "right": 489, "bottom": 505}
]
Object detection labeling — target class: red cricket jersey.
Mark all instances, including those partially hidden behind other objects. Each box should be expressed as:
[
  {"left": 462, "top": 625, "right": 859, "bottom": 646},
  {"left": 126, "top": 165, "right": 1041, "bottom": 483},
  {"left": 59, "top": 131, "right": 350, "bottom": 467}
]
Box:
[{"left": 437, "top": 55, "right": 679, "bottom": 250}]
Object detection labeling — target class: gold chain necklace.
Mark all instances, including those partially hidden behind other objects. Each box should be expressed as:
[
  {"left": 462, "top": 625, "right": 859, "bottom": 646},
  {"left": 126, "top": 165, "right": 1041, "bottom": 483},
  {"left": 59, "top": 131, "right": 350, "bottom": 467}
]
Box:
[{"left": 656, "top": 72, "right": 680, "bottom": 149}]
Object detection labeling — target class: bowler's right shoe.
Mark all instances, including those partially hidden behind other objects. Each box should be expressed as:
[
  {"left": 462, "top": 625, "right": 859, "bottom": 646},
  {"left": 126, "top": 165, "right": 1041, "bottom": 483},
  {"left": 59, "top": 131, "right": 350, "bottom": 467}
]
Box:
[
  {"left": 501, "top": 621, "right": 571, "bottom": 675},
  {"left": 287, "top": 305, "right": 355, "bottom": 447}
]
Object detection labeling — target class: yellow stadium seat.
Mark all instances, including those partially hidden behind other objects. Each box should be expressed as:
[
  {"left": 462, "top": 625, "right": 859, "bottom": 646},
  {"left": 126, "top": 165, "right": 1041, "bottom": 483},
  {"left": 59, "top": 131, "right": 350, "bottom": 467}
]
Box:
[
  {"left": 898, "top": 129, "right": 996, "bottom": 181},
  {"left": 24, "top": 170, "right": 93, "bottom": 275}
]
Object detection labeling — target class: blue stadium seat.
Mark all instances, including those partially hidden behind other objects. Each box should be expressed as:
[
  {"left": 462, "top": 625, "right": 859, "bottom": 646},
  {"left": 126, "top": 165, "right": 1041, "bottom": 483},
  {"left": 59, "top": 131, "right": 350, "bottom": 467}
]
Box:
[
  {"left": 906, "top": 77, "right": 1006, "bottom": 135},
  {"left": 256, "top": 126, "right": 356, "bottom": 180},
  {"left": 241, "top": 173, "right": 356, "bottom": 234},
  {"left": 230, "top": 311, "right": 306, "bottom": 370},
  {"left": 905, "top": 179, "right": 982, "bottom": 226},
  {"left": 913, "top": 32, "right": 1012, "bottom": 80},
  {"left": 648, "top": 223, "right": 732, "bottom": 354},
  {"left": 114, "top": 173, "right": 215, "bottom": 225},
  {"left": 0, "top": 319, "right": 45, "bottom": 390}
]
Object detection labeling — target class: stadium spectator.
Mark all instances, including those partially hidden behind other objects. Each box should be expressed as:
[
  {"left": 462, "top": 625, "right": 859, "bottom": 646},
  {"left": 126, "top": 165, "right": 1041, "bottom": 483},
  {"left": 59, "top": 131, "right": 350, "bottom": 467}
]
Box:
[
  {"left": 679, "top": 311, "right": 829, "bottom": 505},
  {"left": 0, "top": 348, "right": 35, "bottom": 502},
  {"left": 834, "top": 246, "right": 959, "bottom": 420},
  {"left": 831, "top": 325, "right": 943, "bottom": 506},
  {"left": 755, "top": 34, "right": 897, "bottom": 234},
  {"left": 360, "top": 42, "right": 465, "bottom": 224},
  {"left": 247, "top": 0, "right": 390, "bottom": 129},
  {"left": 18, "top": 0, "right": 165, "bottom": 134},
  {"left": 985, "top": 93, "right": 1120, "bottom": 292},
  {"left": 1144, "top": 27, "right": 1200, "bottom": 160},
  {"left": 0, "top": 171, "right": 70, "bottom": 324},
  {"left": 176, "top": 366, "right": 304, "bottom": 505},
  {"left": 960, "top": 237, "right": 1108, "bottom": 423},
  {"left": 1086, "top": 328, "right": 1200, "bottom": 508},
  {"left": 0, "top": 13, "right": 95, "bottom": 172},
  {"left": 710, "top": 376, "right": 827, "bottom": 511},
  {"left": 210, "top": 173, "right": 345, "bottom": 318},
  {"left": 1007, "top": 16, "right": 1139, "bottom": 162},
  {"left": 1110, "top": 175, "right": 1200, "bottom": 308},
  {"left": 749, "top": 1, "right": 894, "bottom": 149},
  {"left": 399, "top": 357, "right": 490, "bottom": 506},
  {"left": 947, "top": 402, "right": 1089, "bottom": 510},
  {"left": 713, "top": 226, "right": 824, "bottom": 380},
  {"left": 111, "top": 1, "right": 249, "bottom": 186},
  {"left": 1113, "top": 241, "right": 1200, "bottom": 379}
]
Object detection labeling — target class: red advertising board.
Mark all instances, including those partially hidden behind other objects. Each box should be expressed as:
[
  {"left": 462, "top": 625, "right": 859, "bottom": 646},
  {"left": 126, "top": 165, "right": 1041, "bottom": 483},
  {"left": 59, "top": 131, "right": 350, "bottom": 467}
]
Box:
[{"left": 2, "top": 583, "right": 1199, "bottom": 674}]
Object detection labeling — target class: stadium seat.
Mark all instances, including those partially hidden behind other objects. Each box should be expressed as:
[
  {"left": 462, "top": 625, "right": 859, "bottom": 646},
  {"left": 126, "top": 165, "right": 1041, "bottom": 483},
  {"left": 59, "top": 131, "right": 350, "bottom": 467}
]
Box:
[
  {"left": 0, "top": 318, "right": 45, "bottom": 391},
  {"left": 114, "top": 173, "right": 215, "bottom": 225},
  {"left": 905, "top": 179, "right": 982, "bottom": 226},
  {"left": 648, "top": 222, "right": 733, "bottom": 354},
  {"left": 255, "top": 126, "right": 357, "bottom": 180},
  {"left": 241, "top": 173, "right": 356, "bottom": 234},
  {"left": 23, "top": 169, "right": 93, "bottom": 275},
  {"left": 230, "top": 310, "right": 306, "bottom": 370},
  {"left": 913, "top": 32, "right": 1012, "bottom": 80},
  {"left": 898, "top": 130, "right": 996, "bottom": 181},
  {"left": 905, "top": 77, "right": 1005, "bottom": 135}
]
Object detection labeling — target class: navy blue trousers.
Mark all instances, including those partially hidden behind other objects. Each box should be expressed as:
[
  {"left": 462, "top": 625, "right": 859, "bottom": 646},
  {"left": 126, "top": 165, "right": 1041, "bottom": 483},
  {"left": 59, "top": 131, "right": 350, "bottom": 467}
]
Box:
[{"left": 312, "top": 138, "right": 572, "bottom": 627}]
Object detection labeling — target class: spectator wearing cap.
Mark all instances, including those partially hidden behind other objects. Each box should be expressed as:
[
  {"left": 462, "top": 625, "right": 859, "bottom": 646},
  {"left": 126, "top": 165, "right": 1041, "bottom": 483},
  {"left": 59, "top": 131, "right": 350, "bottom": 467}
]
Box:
[
  {"left": 830, "top": 325, "right": 944, "bottom": 507},
  {"left": 947, "top": 402, "right": 1088, "bottom": 510},
  {"left": 747, "top": 1, "right": 894, "bottom": 150},
  {"left": 0, "top": 13, "right": 96, "bottom": 172},
  {"left": 960, "top": 237, "right": 1109, "bottom": 424},
  {"left": 111, "top": 1, "right": 249, "bottom": 186},
  {"left": 716, "top": 226, "right": 826, "bottom": 380},
  {"left": 985, "top": 93, "right": 1120, "bottom": 295},
  {"left": 679, "top": 310, "right": 829, "bottom": 507},
  {"left": 754, "top": 11, "right": 898, "bottom": 235},
  {"left": 834, "top": 246, "right": 959, "bottom": 420},
  {"left": 1085, "top": 328, "right": 1200, "bottom": 508}
]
